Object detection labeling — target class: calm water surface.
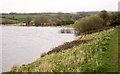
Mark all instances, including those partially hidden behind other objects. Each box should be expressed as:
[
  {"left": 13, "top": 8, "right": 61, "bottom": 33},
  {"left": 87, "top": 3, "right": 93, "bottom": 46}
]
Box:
[
  {"left": 0, "top": 25, "right": 2, "bottom": 73},
  {"left": 2, "top": 26, "right": 75, "bottom": 72}
]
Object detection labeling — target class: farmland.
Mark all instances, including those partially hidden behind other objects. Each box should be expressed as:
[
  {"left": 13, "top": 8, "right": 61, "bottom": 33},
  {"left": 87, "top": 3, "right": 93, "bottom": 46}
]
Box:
[
  {"left": 0, "top": 12, "right": 95, "bottom": 26},
  {"left": 1, "top": 14, "right": 40, "bottom": 24}
]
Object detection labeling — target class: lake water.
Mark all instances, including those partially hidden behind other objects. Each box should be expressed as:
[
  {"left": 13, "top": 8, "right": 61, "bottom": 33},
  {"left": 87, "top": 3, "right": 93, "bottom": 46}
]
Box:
[
  {"left": 1, "top": 26, "right": 75, "bottom": 72},
  {"left": 0, "top": 25, "right": 2, "bottom": 73}
]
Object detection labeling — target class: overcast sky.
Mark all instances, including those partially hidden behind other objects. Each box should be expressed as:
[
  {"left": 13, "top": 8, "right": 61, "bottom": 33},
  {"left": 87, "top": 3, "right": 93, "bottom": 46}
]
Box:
[{"left": 0, "top": 0, "right": 119, "bottom": 13}]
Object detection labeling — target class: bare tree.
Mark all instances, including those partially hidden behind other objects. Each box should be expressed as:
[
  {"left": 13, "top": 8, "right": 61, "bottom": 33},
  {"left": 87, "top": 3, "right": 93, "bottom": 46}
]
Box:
[{"left": 25, "top": 16, "right": 32, "bottom": 26}]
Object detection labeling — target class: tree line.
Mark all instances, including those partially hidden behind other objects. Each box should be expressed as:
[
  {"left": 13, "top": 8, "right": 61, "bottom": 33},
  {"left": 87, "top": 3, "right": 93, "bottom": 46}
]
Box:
[
  {"left": 1, "top": 12, "right": 95, "bottom": 25},
  {"left": 74, "top": 10, "right": 120, "bottom": 35},
  {"left": 24, "top": 13, "right": 88, "bottom": 26}
]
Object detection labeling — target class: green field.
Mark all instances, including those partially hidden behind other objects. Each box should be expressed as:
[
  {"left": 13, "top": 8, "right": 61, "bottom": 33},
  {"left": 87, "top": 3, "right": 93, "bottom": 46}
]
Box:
[
  {"left": 1, "top": 12, "right": 94, "bottom": 26},
  {"left": 10, "top": 26, "right": 119, "bottom": 72},
  {"left": 1, "top": 14, "right": 38, "bottom": 24},
  {"left": 1, "top": 14, "right": 62, "bottom": 23},
  {"left": 0, "top": 18, "right": 19, "bottom": 24}
]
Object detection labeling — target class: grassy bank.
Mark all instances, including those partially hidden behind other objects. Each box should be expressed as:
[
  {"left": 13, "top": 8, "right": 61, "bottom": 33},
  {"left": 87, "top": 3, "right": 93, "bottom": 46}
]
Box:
[
  {"left": 0, "top": 18, "right": 19, "bottom": 24},
  {"left": 10, "top": 26, "right": 119, "bottom": 72}
]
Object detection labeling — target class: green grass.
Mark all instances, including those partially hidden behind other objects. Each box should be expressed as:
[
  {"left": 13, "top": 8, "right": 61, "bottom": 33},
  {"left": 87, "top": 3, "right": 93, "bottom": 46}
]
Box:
[
  {"left": 0, "top": 18, "right": 2, "bottom": 23},
  {"left": 0, "top": 18, "right": 19, "bottom": 24},
  {"left": 10, "top": 26, "right": 119, "bottom": 72},
  {"left": 0, "top": 17, "right": 26, "bottom": 25},
  {"left": 2, "top": 14, "right": 39, "bottom": 24},
  {"left": 2, "top": 14, "right": 58, "bottom": 22}
]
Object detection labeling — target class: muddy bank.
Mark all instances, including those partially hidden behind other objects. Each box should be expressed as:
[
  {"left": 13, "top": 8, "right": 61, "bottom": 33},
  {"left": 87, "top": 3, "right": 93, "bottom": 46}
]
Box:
[{"left": 41, "top": 39, "right": 93, "bottom": 57}]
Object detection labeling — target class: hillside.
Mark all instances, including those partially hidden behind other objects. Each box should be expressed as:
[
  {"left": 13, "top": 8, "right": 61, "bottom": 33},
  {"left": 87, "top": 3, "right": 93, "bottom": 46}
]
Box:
[
  {"left": 10, "top": 26, "right": 119, "bottom": 72},
  {"left": 0, "top": 18, "right": 18, "bottom": 24},
  {"left": 1, "top": 12, "right": 95, "bottom": 26}
]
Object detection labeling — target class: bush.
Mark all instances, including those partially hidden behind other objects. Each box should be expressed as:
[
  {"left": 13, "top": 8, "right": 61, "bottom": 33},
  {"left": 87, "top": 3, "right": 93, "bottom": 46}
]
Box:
[
  {"left": 24, "top": 16, "right": 32, "bottom": 26},
  {"left": 34, "top": 16, "right": 49, "bottom": 26},
  {"left": 98, "top": 10, "right": 110, "bottom": 26},
  {"left": 74, "top": 15, "right": 104, "bottom": 35},
  {"left": 110, "top": 12, "right": 120, "bottom": 27}
]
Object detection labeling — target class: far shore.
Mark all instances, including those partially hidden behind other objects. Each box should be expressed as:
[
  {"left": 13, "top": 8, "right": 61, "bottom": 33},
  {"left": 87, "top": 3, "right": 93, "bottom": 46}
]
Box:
[{"left": 1, "top": 23, "right": 74, "bottom": 29}]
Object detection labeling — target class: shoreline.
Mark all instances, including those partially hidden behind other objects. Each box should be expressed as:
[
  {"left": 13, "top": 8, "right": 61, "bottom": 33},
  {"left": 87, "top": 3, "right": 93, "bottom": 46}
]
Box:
[{"left": 1, "top": 24, "right": 74, "bottom": 28}]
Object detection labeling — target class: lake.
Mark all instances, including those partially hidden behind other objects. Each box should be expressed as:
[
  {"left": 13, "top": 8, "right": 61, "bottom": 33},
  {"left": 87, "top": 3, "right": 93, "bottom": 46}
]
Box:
[{"left": 1, "top": 26, "right": 75, "bottom": 72}]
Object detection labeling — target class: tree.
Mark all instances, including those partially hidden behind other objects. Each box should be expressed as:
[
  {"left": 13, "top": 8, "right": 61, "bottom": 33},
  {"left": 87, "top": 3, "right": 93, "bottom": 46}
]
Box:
[
  {"left": 74, "top": 15, "right": 104, "bottom": 35},
  {"left": 99, "top": 10, "right": 110, "bottom": 26},
  {"left": 110, "top": 12, "right": 120, "bottom": 27},
  {"left": 25, "top": 16, "right": 32, "bottom": 26},
  {"left": 54, "top": 13, "right": 75, "bottom": 26},
  {"left": 34, "top": 16, "right": 49, "bottom": 26}
]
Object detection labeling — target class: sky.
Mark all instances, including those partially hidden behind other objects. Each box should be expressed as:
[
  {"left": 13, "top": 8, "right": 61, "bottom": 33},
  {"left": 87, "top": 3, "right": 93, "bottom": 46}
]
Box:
[{"left": 0, "top": 0, "right": 119, "bottom": 13}]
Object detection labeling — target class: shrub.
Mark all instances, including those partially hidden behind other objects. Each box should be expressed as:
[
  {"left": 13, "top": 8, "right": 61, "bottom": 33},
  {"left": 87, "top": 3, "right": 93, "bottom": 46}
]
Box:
[
  {"left": 34, "top": 16, "right": 49, "bottom": 26},
  {"left": 110, "top": 12, "right": 120, "bottom": 27},
  {"left": 74, "top": 15, "right": 104, "bottom": 35},
  {"left": 24, "top": 16, "right": 32, "bottom": 26},
  {"left": 98, "top": 10, "right": 110, "bottom": 26}
]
